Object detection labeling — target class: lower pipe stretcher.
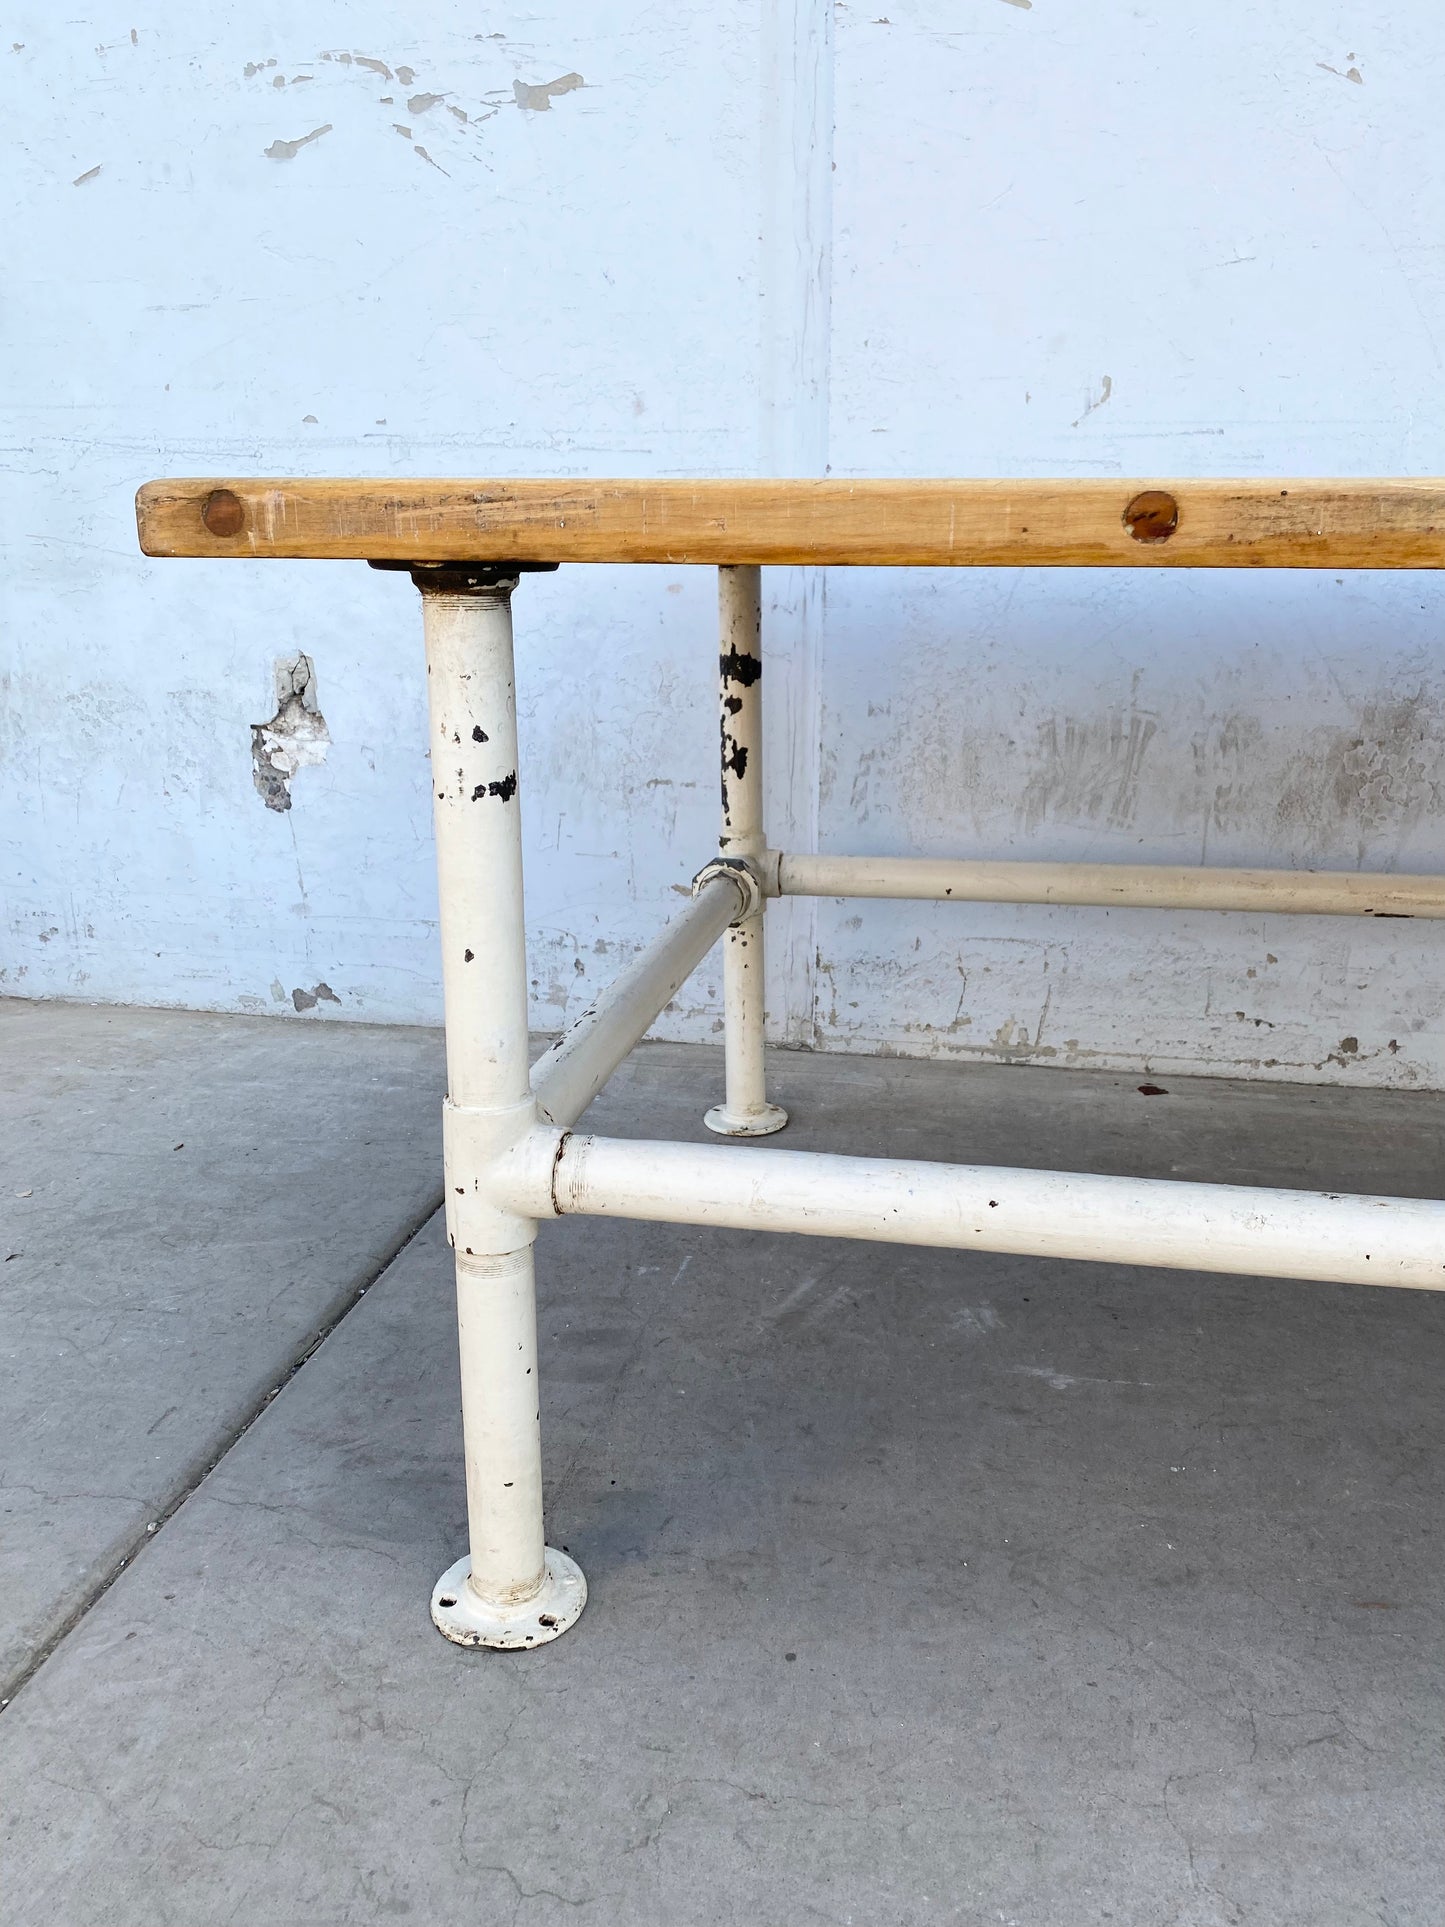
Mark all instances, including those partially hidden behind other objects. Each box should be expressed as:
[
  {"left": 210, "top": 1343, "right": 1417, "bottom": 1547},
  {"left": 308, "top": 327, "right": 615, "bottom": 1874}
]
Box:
[{"left": 496, "top": 1129, "right": 1445, "bottom": 1294}]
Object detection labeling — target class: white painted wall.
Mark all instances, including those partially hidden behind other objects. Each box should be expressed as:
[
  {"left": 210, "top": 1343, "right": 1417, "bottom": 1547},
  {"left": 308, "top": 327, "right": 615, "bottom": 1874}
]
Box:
[{"left": 4, "top": 2, "right": 1443, "bottom": 1087}]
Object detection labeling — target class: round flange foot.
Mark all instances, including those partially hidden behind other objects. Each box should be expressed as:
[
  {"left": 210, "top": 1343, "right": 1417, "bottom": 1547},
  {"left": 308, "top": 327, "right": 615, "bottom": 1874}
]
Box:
[
  {"left": 703, "top": 1102, "right": 789, "bottom": 1138},
  {"left": 431, "top": 1549, "right": 587, "bottom": 1650}
]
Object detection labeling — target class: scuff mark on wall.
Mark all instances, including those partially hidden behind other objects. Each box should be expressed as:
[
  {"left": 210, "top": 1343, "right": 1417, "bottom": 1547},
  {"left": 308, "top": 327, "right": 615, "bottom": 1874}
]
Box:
[
  {"left": 513, "top": 72, "right": 585, "bottom": 111},
  {"left": 72, "top": 165, "right": 102, "bottom": 186},
  {"left": 855, "top": 663, "right": 1445, "bottom": 874},
  {"left": 1018, "top": 711, "right": 1159, "bottom": 831},
  {"left": 1071, "top": 373, "right": 1113, "bottom": 427},
  {"left": 264, "top": 123, "right": 333, "bottom": 160},
  {"left": 1272, "top": 693, "right": 1441, "bottom": 854},
  {"left": 251, "top": 655, "right": 330, "bottom": 812}
]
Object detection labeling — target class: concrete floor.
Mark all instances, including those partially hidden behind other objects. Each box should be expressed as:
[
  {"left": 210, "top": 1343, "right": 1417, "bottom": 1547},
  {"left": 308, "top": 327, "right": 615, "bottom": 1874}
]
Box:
[
  {"left": 0, "top": 1000, "right": 445, "bottom": 1700},
  {"left": 1, "top": 1003, "right": 1442, "bottom": 1925}
]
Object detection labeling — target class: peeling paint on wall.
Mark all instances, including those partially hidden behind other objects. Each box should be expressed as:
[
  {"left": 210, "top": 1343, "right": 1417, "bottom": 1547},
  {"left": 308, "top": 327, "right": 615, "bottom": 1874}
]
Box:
[
  {"left": 264, "top": 123, "right": 332, "bottom": 160},
  {"left": 242, "top": 39, "right": 573, "bottom": 176},
  {"left": 251, "top": 656, "right": 330, "bottom": 812},
  {"left": 513, "top": 72, "right": 584, "bottom": 111}
]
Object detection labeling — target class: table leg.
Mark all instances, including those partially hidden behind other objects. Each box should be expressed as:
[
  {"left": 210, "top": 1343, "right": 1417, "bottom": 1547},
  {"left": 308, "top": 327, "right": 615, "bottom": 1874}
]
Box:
[
  {"left": 705, "top": 564, "right": 788, "bottom": 1137},
  {"left": 414, "top": 565, "right": 586, "bottom": 1649}
]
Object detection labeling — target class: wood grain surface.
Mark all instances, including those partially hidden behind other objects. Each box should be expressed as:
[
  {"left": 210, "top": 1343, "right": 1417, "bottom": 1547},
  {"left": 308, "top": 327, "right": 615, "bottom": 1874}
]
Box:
[{"left": 135, "top": 477, "right": 1445, "bottom": 569}]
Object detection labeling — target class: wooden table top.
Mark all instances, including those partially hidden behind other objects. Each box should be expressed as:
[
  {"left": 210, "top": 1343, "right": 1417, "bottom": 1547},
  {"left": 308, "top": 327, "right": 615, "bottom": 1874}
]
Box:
[{"left": 135, "top": 477, "right": 1445, "bottom": 569}]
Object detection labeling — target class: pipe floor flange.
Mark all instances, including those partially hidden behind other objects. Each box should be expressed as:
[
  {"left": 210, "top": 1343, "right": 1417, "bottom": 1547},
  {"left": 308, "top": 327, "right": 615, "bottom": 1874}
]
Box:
[
  {"left": 703, "top": 1102, "right": 789, "bottom": 1138},
  {"left": 430, "top": 1549, "right": 587, "bottom": 1650}
]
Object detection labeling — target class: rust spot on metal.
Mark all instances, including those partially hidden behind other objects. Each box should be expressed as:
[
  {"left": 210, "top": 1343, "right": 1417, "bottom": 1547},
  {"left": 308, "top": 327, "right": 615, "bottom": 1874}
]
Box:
[
  {"left": 1123, "top": 490, "right": 1178, "bottom": 543},
  {"left": 202, "top": 488, "right": 246, "bottom": 537},
  {"left": 472, "top": 725, "right": 488, "bottom": 742},
  {"left": 547, "top": 1131, "right": 571, "bottom": 1217},
  {"left": 489, "top": 770, "right": 517, "bottom": 801}
]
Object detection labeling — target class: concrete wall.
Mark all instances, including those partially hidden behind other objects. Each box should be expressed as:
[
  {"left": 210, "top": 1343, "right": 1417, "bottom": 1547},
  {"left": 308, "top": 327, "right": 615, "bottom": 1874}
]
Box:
[{"left": 4, "top": 1, "right": 1442, "bottom": 1086}]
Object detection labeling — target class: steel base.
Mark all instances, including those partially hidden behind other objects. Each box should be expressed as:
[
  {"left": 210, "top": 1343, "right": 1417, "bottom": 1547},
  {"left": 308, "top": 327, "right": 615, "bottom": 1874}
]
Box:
[
  {"left": 430, "top": 1549, "right": 587, "bottom": 1650},
  {"left": 704, "top": 1102, "right": 789, "bottom": 1138}
]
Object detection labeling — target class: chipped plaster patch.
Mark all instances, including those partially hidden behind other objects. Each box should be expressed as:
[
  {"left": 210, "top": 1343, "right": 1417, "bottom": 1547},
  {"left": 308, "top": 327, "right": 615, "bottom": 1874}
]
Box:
[
  {"left": 292, "top": 982, "right": 341, "bottom": 1011},
  {"left": 252, "top": 655, "right": 330, "bottom": 811}
]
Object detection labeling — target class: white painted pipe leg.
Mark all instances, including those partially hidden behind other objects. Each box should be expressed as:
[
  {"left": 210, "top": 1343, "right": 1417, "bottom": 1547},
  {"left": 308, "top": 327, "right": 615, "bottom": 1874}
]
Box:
[
  {"left": 706, "top": 563, "right": 787, "bottom": 1137},
  {"left": 431, "top": 1247, "right": 585, "bottom": 1650},
  {"left": 705, "top": 913, "right": 788, "bottom": 1136},
  {"left": 417, "top": 564, "right": 585, "bottom": 1650}
]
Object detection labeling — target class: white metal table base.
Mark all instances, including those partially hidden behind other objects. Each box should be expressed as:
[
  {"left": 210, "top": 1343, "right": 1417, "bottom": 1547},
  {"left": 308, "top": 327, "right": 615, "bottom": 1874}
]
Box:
[{"left": 406, "top": 558, "right": 1445, "bottom": 1650}]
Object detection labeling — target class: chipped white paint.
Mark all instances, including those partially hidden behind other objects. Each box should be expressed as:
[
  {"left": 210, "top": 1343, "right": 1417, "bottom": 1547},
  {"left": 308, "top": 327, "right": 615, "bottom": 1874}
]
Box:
[{"left": 3, "top": 2, "right": 1445, "bottom": 1087}]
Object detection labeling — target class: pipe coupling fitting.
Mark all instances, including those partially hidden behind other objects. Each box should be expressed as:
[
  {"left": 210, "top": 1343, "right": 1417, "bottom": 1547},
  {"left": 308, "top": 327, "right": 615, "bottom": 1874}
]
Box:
[{"left": 691, "top": 856, "right": 765, "bottom": 924}]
